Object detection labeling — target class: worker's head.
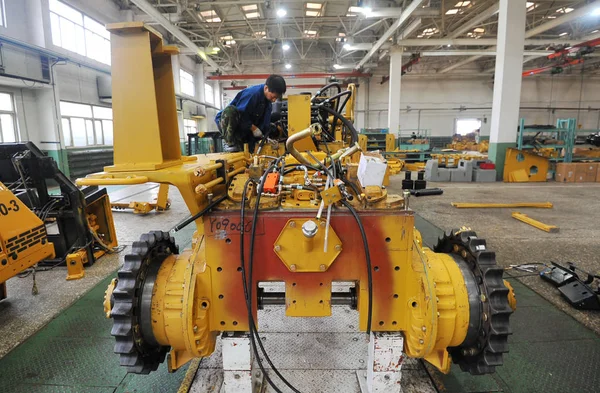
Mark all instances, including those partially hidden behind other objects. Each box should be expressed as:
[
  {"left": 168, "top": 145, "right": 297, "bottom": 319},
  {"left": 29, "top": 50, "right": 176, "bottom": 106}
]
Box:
[{"left": 264, "top": 75, "right": 287, "bottom": 102}]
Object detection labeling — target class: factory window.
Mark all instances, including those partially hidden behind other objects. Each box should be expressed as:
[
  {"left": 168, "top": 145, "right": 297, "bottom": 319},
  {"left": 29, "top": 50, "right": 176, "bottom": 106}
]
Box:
[
  {"left": 49, "top": 0, "right": 111, "bottom": 65},
  {"left": 180, "top": 69, "right": 195, "bottom": 97},
  {"left": 0, "top": 92, "right": 17, "bottom": 142},
  {"left": 455, "top": 118, "right": 482, "bottom": 136},
  {"left": 60, "top": 101, "right": 113, "bottom": 147},
  {"left": 184, "top": 119, "right": 197, "bottom": 135},
  {"left": 204, "top": 83, "right": 214, "bottom": 105},
  {"left": 0, "top": 1, "right": 6, "bottom": 27}
]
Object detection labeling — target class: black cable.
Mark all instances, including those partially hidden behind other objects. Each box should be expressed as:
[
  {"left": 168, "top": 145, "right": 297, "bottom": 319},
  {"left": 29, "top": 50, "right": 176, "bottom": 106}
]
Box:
[
  {"left": 172, "top": 194, "right": 228, "bottom": 232},
  {"left": 317, "top": 105, "right": 359, "bottom": 145},
  {"left": 239, "top": 178, "right": 285, "bottom": 393},
  {"left": 240, "top": 162, "right": 302, "bottom": 393},
  {"left": 311, "top": 82, "right": 341, "bottom": 103},
  {"left": 341, "top": 199, "right": 373, "bottom": 336}
]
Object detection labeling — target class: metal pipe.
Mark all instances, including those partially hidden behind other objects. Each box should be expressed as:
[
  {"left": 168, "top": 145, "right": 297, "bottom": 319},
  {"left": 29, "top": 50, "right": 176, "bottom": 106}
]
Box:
[
  {"left": 285, "top": 125, "right": 321, "bottom": 166},
  {"left": 258, "top": 291, "right": 356, "bottom": 308},
  {"left": 203, "top": 177, "right": 224, "bottom": 189},
  {"left": 202, "top": 163, "right": 224, "bottom": 171},
  {"left": 355, "top": 0, "right": 427, "bottom": 69},
  {"left": 207, "top": 72, "right": 370, "bottom": 81},
  {"left": 227, "top": 166, "right": 246, "bottom": 178}
]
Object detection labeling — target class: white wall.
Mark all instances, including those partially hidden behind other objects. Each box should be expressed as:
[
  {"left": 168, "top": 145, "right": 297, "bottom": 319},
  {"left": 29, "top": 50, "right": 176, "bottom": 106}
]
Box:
[{"left": 359, "top": 75, "right": 600, "bottom": 137}]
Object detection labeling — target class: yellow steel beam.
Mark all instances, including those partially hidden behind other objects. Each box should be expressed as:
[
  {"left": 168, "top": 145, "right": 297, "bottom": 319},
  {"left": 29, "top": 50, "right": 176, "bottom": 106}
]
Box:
[
  {"left": 511, "top": 212, "right": 559, "bottom": 233},
  {"left": 451, "top": 202, "right": 553, "bottom": 209}
]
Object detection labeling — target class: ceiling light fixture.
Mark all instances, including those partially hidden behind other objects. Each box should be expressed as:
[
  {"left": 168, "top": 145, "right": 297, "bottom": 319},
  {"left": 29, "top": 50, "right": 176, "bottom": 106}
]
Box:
[
  {"left": 285, "top": 63, "right": 292, "bottom": 69},
  {"left": 277, "top": 8, "right": 287, "bottom": 17},
  {"left": 282, "top": 43, "right": 290, "bottom": 51},
  {"left": 592, "top": 8, "right": 600, "bottom": 16}
]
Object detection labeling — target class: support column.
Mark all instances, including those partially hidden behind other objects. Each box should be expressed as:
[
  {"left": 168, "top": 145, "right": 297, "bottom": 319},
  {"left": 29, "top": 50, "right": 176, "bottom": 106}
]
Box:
[
  {"left": 489, "top": 0, "right": 526, "bottom": 179},
  {"left": 221, "top": 332, "right": 260, "bottom": 393},
  {"left": 387, "top": 47, "right": 403, "bottom": 134},
  {"left": 357, "top": 332, "right": 404, "bottom": 393}
]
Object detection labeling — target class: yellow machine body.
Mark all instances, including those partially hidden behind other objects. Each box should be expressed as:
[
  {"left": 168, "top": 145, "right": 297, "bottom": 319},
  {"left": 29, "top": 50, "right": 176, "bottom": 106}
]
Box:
[
  {"left": 0, "top": 182, "right": 55, "bottom": 298},
  {"left": 88, "top": 23, "right": 513, "bottom": 378}
]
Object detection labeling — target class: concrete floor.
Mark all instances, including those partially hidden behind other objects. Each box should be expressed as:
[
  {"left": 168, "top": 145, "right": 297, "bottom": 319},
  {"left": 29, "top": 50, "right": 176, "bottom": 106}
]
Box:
[
  {"left": 1, "top": 177, "right": 599, "bottom": 392},
  {"left": 392, "top": 179, "right": 600, "bottom": 335}
]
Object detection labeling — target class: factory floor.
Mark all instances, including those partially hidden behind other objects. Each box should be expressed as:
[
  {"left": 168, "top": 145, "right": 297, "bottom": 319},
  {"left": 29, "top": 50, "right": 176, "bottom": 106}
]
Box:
[{"left": 0, "top": 178, "right": 599, "bottom": 393}]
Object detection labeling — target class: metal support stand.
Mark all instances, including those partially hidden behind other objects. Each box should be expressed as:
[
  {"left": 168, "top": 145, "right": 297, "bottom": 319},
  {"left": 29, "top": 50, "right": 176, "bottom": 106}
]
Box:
[
  {"left": 221, "top": 332, "right": 263, "bottom": 393},
  {"left": 357, "top": 332, "right": 404, "bottom": 393}
]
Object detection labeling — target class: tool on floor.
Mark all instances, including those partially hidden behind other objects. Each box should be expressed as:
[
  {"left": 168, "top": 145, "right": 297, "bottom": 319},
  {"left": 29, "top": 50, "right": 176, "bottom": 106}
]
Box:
[
  {"left": 511, "top": 212, "right": 559, "bottom": 233},
  {"left": 508, "top": 264, "right": 540, "bottom": 273},
  {"left": 80, "top": 23, "right": 515, "bottom": 393},
  {"left": 451, "top": 202, "right": 553, "bottom": 209},
  {"left": 409, "top": 188, "right": 444, "bottom": 197},
  {"left": 540, "top": 262, "right": 600, "bottom": 310}
]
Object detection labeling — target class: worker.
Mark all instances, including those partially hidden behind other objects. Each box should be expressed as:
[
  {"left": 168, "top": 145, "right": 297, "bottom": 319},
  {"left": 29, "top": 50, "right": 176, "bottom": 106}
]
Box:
[
  {"left": 475, "top": 128, "right": 481, "bottom": 144},
  {"left": 215, "top": 75, "right": 287, "bottom": 152},
  {"left": 411, "top": 132, "right": 417, "bottom": 140}
]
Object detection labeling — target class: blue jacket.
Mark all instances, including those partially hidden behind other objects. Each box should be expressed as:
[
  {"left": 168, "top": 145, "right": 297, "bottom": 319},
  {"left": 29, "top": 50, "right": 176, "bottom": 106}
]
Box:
[{"left": 216, "top": 84, "right": 272, "bottom": 133}]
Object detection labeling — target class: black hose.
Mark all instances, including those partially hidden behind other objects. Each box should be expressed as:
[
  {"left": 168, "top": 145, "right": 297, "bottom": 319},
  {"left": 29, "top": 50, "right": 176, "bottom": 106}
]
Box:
[
  {"left": 341, "top": 199, "right": 373, "bottom": 336},
  {"left": 311, "top": 82, "right": 341, "bottom": 103},
  {"left": 172, "top": 194, "right": 228, "bottom": 232},
  {"left": 321, "top": 90, "right": 353, "bottom": 114},
  {"left": 317, "top": 105, "right": 359, "bottom": 145},
  {"left": 240, "top": 161, "right": 302, "bottom": 393}
]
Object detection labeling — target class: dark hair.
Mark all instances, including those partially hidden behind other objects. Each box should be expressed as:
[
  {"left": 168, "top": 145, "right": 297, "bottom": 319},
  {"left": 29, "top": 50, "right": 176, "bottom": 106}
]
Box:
[{"left": 265, "top": 74, "right": 286, "bottom": 95}]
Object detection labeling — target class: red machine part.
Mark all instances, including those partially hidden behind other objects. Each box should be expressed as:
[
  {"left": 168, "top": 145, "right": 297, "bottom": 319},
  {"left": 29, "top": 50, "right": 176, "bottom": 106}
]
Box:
[
  {"left": 522, "top": 59, "right": 584, "bottom": 77},
  {"left": 547, "top": 37, "right": 600, "bottom": 60}
]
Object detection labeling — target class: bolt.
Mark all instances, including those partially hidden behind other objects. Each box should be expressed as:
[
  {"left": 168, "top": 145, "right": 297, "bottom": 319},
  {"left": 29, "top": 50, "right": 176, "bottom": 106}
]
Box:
[
  {"left": 302, "top": 220, "right": 319, "bottom": 238},
  {"left": 461, "top": 250, "right": 468, "bottom": 258},
  {"left": 335, "top": 244, "right": 342, "bottom": 251},
  {"left": 234, "top": 374, "right": 241, "bottom": 380},
  {"left": 290, "top": 264, "right": 297, "bottom": 272},
  {"left": 483, "top": 313, "right": 488, "bottom": 322},
  {"left": 193, "top": 325, "right": 198, "bottom": 332},
  {"left": 436, "top": 297, "right": 439, "bottom": 303},
  {"left": 274, "top": 245, "right": 281, "bottom": 252},
  {"left": 289, "top": 221, "right": 296, "bottom": 228},
  {"left": 422, "top": 326, "right": 427, "bottom": 332},
  {"left": 319, "top": 264, "right": 326, "bottom": 271},
  {"left": 195, "top": 340, "right": 200, "bottom": 345},
  {"left": 480, "top": 294, "right": 487, "bottom": 302},
  {"left": 419, "top": 339, "right": 424, "bottom": 344}
]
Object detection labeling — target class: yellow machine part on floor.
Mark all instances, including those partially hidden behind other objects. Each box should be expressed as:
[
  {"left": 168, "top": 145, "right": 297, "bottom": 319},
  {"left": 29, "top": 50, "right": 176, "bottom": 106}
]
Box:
[
  {"left": 503, "top": 148, "right": 549, "bottom": 182},
  {"left": 0, "top": 182, "right": 55, "bottom": 299}
]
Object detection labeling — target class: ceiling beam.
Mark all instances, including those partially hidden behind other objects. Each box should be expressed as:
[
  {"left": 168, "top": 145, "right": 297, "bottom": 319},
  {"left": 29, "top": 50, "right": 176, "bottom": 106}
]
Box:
[
  {"left": 355, "top": 0, "right": 426, "bottom": 69},
  {"left": 128, "top": 0, "right": 222, "bottom": 71},
  {"left": 397, "top": 38, "right": 578, "bottom": 46},
  {"left": 446, "top": 2, "right": 500, "bottom": 39},
  {"left": 439, "top": 0, "right": 600, "bottom": 74}
]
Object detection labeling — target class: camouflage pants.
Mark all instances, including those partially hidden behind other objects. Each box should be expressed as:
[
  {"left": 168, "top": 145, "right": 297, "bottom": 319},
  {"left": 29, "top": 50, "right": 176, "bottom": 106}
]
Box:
[{"left": 219, "top": 105, "right": 252, "bottom": 151}]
